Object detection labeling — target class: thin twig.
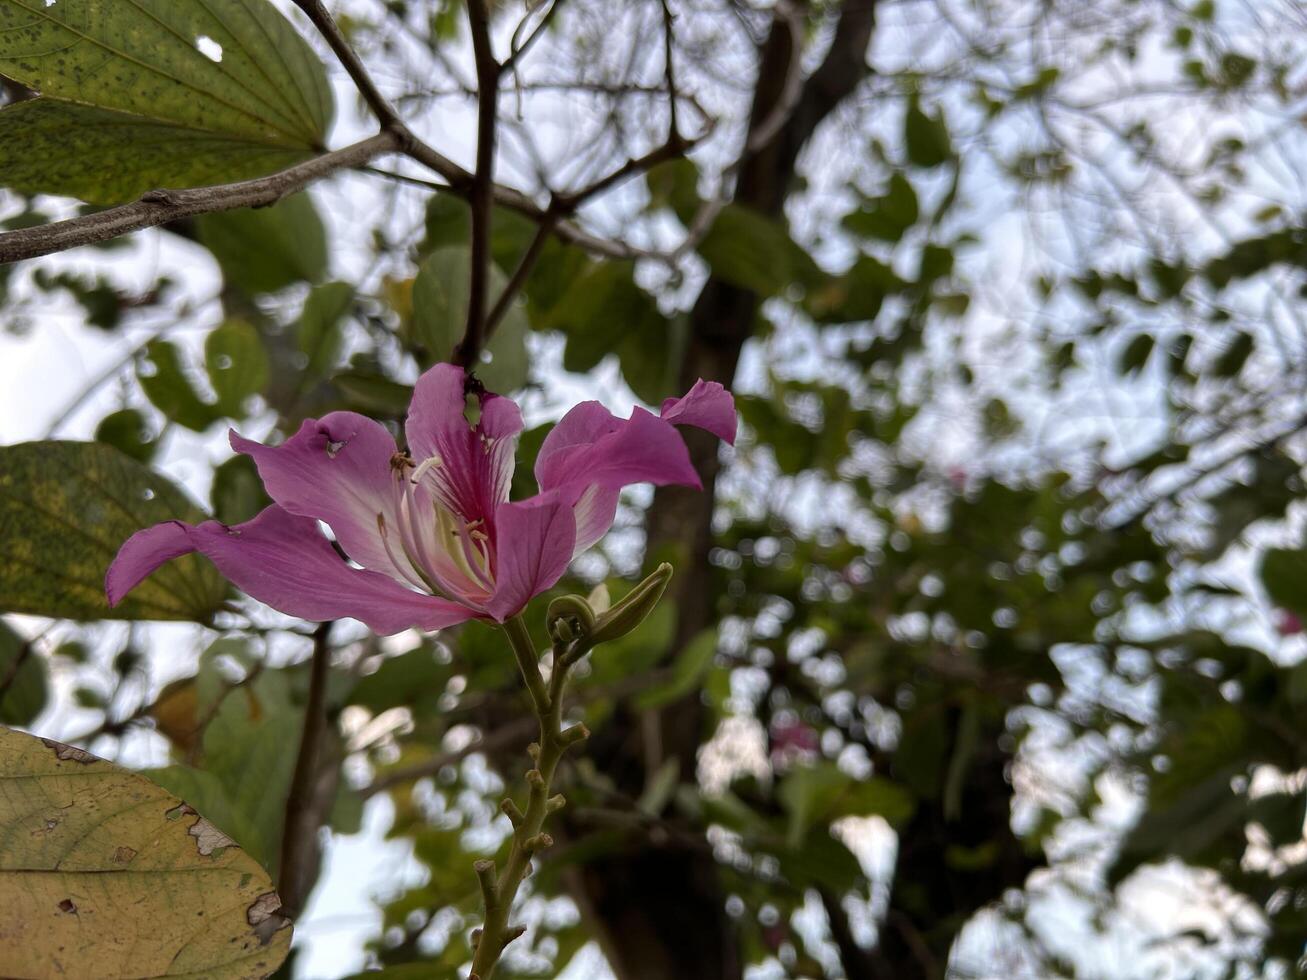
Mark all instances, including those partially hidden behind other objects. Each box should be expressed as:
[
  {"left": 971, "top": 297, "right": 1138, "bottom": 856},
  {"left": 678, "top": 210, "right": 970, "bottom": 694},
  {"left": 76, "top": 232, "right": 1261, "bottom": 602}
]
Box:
[
  {"left": 0, "top": 133, "right": 399, "bottom": 265},
  {"left": 292, "top": 0, "right": 402, "bottom": 129},
  {"left": 277, "top": 621, "right": 334, "bottom": 920},
  {"left": 661, "top": 0, "right": 680, "bottom": 139},
  {"left": 0, "top": 637, "right": 34, "bottom": 704},
  {"left": 482, "top": 209, "right": 559, "bottom": 344},
  {"left": 503, "top": 0, "right": 565, "bottom": 74},
  {"left": 457, "top": 0, "right": 504, "bottom": 373}
]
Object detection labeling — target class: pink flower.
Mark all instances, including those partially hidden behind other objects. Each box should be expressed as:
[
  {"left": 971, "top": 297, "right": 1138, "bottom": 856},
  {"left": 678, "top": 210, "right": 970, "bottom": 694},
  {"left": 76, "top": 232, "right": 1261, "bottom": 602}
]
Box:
[
  {"left": 1276, "top": 610, "right": 1303, "bottom": 636},
  {"left": 770, "top": 717, "right": 820, "bottom": 767},
  {"left": 106, "top": 365, "right": 736, "bottom": 635}
]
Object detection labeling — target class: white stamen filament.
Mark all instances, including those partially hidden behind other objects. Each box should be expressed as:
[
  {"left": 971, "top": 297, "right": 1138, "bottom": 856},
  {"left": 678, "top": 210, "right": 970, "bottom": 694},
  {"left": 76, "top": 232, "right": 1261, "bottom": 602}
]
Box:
[{"left": 375, "top": 513, "right": 436, "bottom": 594}]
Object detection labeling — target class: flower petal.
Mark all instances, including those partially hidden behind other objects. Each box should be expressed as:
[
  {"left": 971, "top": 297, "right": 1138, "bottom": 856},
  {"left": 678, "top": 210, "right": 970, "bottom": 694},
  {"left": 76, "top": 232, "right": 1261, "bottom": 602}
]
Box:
[
  {"left": 405, "top": 364, "right": 523, "bottom": 525},
  {"left": 230, "top": 413, "right": 421, "bottom": 587},
  {"left": 105, "top": 521, "right": 196, "bottom": 607},
  {"left": 106, "top": 506, "right": 477, "bottom": 635},
  {"left": 535, "top": 405, "right": 701, "bottom": 500},
  {"left": 660, "top": 379, "right": 738, "bottom": 445},
  {"left": 570, "top": 485, "right": 620, "bottom": 558},
  {"left": 485, "top": 492, "right": 577, "bottom": 621}
]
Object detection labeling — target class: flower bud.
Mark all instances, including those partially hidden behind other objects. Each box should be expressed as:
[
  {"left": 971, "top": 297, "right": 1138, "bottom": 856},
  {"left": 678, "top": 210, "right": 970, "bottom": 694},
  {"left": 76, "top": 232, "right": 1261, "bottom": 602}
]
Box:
[
  {"left": 546, "top": 594, "right": 596, "bottom": 646},
  {"left": 590, "top": 563, "right": 673, "bottom": 645}
]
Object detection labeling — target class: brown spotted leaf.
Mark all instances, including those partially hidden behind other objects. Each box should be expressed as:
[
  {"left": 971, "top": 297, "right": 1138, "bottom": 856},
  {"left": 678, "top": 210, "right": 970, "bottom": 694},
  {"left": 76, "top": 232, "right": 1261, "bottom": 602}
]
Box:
[
  {"left": 0, "top": 441, "right": 228, "bottom": 621},
  {"left": 0, "top": 726, "right": 291, "bottom": 978}
]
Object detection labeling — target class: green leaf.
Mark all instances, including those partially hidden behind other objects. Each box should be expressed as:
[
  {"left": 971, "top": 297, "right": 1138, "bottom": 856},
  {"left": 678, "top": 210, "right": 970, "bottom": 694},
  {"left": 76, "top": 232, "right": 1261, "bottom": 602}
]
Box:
[
  {"left": 541, "top": 260, "right": 679, "bottom": 401},
  {"left": 95, "top": 408, "right": 156, "bottom": 463},
  {"left": 1213, "top": 330, "right": 1254, "bottom": 377},
  {"left": 196, "top": 667, "right": 304, "bottom": 870},
  {"left": 0, "top": 0, "right": 332, "bottom": 204},
  {"left": 0, "top": 441, "right": 227, "bottom": 621},
  {"left": 210, "top": 454, "right": 272, "bottom": 526},
  {"left": 297, "top": 281, "right": 355, "bottom": 382},
  {"left": 633, "top": 628, "right": 718, "bottom": 710},
  {"left": 1119, "top": 333, "right": 1156, "bottom": 376},
  {"left": 1260, "top": 548, "right": 1307, "bottom": 617},
  {"left": 645, "top": 157, "right": 702, "bottom": 224},
  {"left": 843, "top": 173, "right": 920, "bottom": 243},
  {"left": 333, "top": 371, "right": 414, "bottom": 417},
  {"left": 779, "top": 762, "right": 915, "bottom": 848},
  {"left": 905, "top": 100, "right": 953, "bottom": 168},
  {"left": 197, "top": 193, "right": 328, "bottom": 295},
  {"left": 0, "top": 620, "right": 47, "bottom": 725},
  {"left": 0, "top": 726, "right": 291, "bottom": 977},
  {"left": 0, "top": 100, "right": 320, "bottom": 206},
  {"left": 206, "top": 319, "right": 268, "bottom": 417},
  {"left": 349, "top": 647, "right": 452, "bottom": 714},
  {"left": 699, "top": 204, "right": 822, "bottom": 296},
  {"left": 411, "top": 246, "right": 531, "bottom": 391},
  {"left": 139, "top": 339, "right": 220, "bottom": 432}
]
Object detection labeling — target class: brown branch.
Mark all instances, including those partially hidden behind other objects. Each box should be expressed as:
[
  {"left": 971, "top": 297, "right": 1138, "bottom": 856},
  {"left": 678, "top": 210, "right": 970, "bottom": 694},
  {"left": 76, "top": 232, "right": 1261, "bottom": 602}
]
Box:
[
  {"left": 277, "top": 620, "right": 335, "bottom": 920},
  {"left": 482, "top": 208, "right": 559, "bottom": 344},
  {"left": 503, "top": 0, "right": 564, "bottom": 74},
  {"left": 0, "top": 132, "right": 399, "bottom": 265},
  {"left": 819, "top": 889, "right": 882, "bottom": 980},
  {"left": 661, "top": 0, "right": 681, "bottom": 139},
  {"left": 457, "top": 0, "right": 504, "bottom": 373},
  {"left": 555, "top": 130, "right": 696, "bottom": 210},
  {"left": 0, "top": 637, "right": 34, "bottom": 704},
  {"left": 291, "top": 0, "right": 401, "bottom": 130}
]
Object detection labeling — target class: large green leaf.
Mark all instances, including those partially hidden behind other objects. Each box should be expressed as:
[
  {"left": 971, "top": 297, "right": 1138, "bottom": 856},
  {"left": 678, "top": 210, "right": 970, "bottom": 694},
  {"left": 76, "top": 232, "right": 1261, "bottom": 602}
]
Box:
[
  {"left": 0, "top": 100, "right": 319, "bottom": 206},
  {"left": 0, "top": 726, "right": 292, "bottom": 978},
  {"left": 206, "top": 318, "right": 269, "bottom": 417},
  {"left": 197, "top": 192, "right": 328, "bottom": 295},
  {"left": 410, "top": 246, "right": 531, "bottom": 391},
  {"left": 0, "top": 441, "right": 227, "bottom": 621},
  {"left": 698, "top": 204, "right": 823, "bottom": 297},
  {"left": 139, "top": 338, "right": 221, "bottom": 432},
  {"left": 0, "top": 0, "right": 333, "bottom": 204}
]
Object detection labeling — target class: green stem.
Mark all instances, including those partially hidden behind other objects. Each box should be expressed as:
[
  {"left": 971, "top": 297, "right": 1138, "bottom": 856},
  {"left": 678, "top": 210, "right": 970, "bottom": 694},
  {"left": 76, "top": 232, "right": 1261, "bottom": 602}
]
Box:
[{"left": 469, "top": 616, "right": 587, "bottom": 980}]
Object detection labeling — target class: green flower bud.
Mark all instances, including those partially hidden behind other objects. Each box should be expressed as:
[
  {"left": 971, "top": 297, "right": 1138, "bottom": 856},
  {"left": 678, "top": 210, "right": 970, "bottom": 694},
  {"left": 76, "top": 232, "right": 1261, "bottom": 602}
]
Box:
[
  {"left": 590, "top": 563, "right": 673, "bottom": 645},
  {"left": 546, "top": 593, "right": 597, "bottom": 646}
]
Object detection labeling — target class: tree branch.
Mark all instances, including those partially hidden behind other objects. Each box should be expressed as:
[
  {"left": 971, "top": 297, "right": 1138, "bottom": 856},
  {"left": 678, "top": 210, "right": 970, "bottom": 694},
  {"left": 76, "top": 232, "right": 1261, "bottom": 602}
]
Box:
[
  {"left": 458, "top": 0, "right": 504, "bottom": 373},
  {"left": 483, "top": 208, "right": 559, "bottom": 343},
  {"left": 0, "top": 132, "right": 399, "bottom": 265},
  {"left": 277, "top": 620, "right": 335, "bottom": 920},
  {"left": 291, "top": 0, "right": 401, "bottom": 129}
]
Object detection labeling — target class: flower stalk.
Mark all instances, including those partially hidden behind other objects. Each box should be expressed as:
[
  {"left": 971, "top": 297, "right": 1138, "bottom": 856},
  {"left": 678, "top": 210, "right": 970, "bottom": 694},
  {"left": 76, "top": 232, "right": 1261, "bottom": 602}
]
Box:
[{"left": 469, "top": 615, "right": 591, "bottom": 980}]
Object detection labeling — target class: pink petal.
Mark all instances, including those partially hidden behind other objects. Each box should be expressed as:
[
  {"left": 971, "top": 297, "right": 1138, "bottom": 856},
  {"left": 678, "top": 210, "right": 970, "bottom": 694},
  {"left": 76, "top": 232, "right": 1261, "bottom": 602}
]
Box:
[
  {"left": 570, "top": 485, "right": 620, "bottom": 558},
  {"left": 660, "top": 379, "right": 738, "bottom": 445},
  {"left": 535, "top": 405, "right": 702, "bottom": 501},
  {"left": 230, "top": 413, "right": 420, "bottom": 586},
  {"left": 405, "top": 364, "right": 523, "bottom": 526},
  {"left": 106, "top": 506, "right": 477, "bottom": 635},
  {"left": 485, "top": 492, "right": 577, "bottom": 621},
  {"left": 105, "top": 522, "right": 195, "bottom": 607}
]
